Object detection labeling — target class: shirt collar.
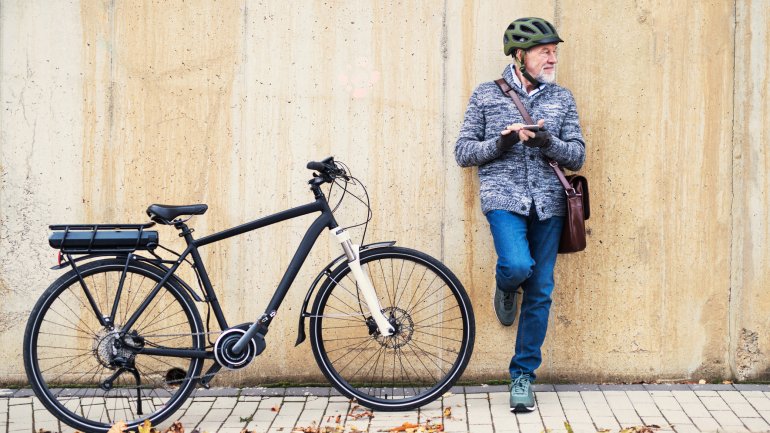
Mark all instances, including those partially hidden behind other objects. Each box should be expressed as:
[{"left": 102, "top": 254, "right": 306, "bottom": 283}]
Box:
[{"left": 508, "top": 64, "right": 544, "bottom": 96}]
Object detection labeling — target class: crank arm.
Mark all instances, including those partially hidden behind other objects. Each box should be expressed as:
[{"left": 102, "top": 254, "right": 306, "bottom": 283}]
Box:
[{"left": 199, "top": 363, "right": 222, "bottom": 389}]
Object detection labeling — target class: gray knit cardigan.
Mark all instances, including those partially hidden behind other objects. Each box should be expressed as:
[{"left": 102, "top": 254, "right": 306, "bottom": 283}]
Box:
[{"left": 454, "top": 65, "right": 586, "bottom": 220}]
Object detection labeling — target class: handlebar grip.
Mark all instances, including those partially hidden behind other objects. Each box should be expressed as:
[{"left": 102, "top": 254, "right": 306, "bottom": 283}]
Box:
[{"left": 307, "top": 161, "right": 326, "bottom": 172}]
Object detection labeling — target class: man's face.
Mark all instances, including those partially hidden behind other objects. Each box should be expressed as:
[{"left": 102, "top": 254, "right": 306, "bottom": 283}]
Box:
[{"left": 520, "top": 43, "right": 558, "bottom": 83}]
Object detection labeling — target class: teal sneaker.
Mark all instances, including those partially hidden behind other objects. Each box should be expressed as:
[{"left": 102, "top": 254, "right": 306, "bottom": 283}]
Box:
[
  {"left": 510, "top": 374, "right": 536, "bottom": 412},
  {"left": 494, "top": 286, "right": 518, "bottom": 326}
]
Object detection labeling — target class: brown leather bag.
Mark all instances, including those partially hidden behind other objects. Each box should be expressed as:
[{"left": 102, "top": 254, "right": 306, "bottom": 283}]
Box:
[{"left": 494, "top": 78, "right": 589, "bottom": 253}]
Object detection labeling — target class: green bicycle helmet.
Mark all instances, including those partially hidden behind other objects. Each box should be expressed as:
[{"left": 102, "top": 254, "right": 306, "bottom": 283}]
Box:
[
  {"left": 503, "top": 17, "right": 563, "bottom": 87},
  {"left": 503, "top": 17, "right": 563, "bottom": 55}
]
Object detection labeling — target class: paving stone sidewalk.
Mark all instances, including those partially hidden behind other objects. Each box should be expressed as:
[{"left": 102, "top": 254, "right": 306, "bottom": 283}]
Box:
[{"left": 4, "top": 384, "right": 770, "bottom": 433}]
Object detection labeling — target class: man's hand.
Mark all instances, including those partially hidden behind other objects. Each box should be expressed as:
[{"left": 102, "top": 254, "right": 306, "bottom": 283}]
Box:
[
  {"left": 498, "top": 123, "right": 522, "bottom": 150},
  {"left": 499, "top": 119, "right": 549, "bottom": 150}
]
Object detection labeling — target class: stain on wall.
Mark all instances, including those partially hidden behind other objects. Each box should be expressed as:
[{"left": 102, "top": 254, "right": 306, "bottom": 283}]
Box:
[{"left": 731, "top": 0, "right": 770, "bottom": 381}]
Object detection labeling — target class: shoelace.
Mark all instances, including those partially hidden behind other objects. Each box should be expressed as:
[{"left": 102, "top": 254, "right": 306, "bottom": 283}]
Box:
[
  {"left": 503, "top": 291, "right": 515, "bottom": 309},
  {"left": 511, "top": 374, "right": 531, "bottom": 395}
]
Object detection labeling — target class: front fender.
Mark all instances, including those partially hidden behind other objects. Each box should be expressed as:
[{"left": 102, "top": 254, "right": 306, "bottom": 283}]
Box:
[{"left": 294, "top": 241, "right": 395, "bottom": 346}]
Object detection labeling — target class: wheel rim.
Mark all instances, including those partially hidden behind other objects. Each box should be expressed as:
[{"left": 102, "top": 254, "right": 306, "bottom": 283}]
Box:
[
  {"left": 27, "top": 262, "right": 202, "bottom": 430},
  {"left": 312, "top": 251, "right": 472, "bottom": 408}
]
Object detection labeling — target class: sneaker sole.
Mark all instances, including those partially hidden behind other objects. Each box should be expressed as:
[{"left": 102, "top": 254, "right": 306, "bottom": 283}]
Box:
[{"left": 510, "top": 401, "right": 537, "bottom": 413}]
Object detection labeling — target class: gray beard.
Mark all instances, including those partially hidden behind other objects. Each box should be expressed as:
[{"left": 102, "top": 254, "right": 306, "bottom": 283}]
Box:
[{"left": 537, "top": 72, "right": 556, "bottom": 84}]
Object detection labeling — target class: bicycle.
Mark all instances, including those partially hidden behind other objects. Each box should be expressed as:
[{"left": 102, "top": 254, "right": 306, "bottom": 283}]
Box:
[{"left": 23, "top": 157, "right": 475, "bottom": 433}]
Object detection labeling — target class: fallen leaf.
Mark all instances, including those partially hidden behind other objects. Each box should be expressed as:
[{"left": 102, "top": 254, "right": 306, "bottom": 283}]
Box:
[
  {"left": 163, "top": 421, "right": 184, "bottom": 433},
  {"left": 698, "top": 379, "right": 706, "bottom": 384},
  {"left": 618, "top": 426, "right": 660, "bottom": 433},
  {"left": 335, "top": 414, "right": 341, "bottom": 424},
  {"left": 389, "top": 422, "right": 420, "bottom": 432},
  {"left": 443, "top": 407, "right": 452, "bottom": 419},
  {"left": 564, "top": 421, "right": 574, "bottom": 433},
  {"left": 291, "top": 421, "right": 320, "bottom": 433},
  {"left": 272, "top": 404, "right": 281, "bottom": 412},
  {"left": 723, "top": 380, "right": 733, "bottom": 384},
  {"left": 37, "top": 429, "right": 52, "bottom": 433},
  {"left": 108, "top": 422, "right": 128, "bottom": 433},
  {"left": 347, "top": 405, "right": 374, "bottom": 420},
  {"left": 138, "top": 419, "right": 153, "bottom": 433}
]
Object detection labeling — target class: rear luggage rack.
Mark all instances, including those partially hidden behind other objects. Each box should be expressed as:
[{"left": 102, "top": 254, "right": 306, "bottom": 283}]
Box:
[{"left": 49, "top": 223, "right": 159, "bottom": 253}]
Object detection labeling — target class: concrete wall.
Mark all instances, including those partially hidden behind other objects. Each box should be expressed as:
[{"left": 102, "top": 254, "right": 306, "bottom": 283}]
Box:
[{"left": 0, "top": 0, "right": 766, "bottom": 385}]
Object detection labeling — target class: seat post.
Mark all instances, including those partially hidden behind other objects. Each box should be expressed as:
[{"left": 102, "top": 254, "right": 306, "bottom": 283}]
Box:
[{"left": 174, "top": 221, "right": 195, "bottom": 244}]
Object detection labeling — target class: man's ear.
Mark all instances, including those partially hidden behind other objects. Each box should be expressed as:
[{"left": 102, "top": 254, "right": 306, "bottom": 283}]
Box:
[{"left": 513, "top": 49, "right": 524, "bottom": 64}]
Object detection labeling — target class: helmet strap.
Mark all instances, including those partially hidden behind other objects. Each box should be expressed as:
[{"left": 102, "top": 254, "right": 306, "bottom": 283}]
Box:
[{"left": 513, "top": 50, "right": 541, "bottom": 89}]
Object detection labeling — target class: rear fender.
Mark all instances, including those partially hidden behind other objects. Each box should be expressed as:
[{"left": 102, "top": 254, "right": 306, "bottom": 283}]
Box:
[{"left": 294, "top": 241, "right": 395, "bottom": 346}]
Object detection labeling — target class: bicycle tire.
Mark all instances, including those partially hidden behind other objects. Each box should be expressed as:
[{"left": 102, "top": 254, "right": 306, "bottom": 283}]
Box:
[
  {"left": 309, "top": 246, "right": 475, "bottom": 411},
  {"left": 23, "top": 258, "right": 204, "bottom": 433}
]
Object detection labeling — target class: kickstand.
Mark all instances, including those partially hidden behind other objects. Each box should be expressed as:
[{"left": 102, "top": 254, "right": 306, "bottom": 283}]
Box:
[{"left": 128, "top": 368, "right": 143, "bottom": 415}]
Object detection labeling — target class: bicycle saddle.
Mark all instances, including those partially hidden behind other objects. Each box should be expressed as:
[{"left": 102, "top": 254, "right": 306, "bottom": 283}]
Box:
[{"left": 146, "top": 204, "right": 208, "bottom": 224}]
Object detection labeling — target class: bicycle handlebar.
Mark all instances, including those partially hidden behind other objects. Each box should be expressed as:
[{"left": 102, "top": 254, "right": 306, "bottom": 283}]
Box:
[
  {"left": 307, "top": 157, "right": 349, "bottom": 182},
  {"left": 306, "top": 161, "right": 326, "bottom": 172}
]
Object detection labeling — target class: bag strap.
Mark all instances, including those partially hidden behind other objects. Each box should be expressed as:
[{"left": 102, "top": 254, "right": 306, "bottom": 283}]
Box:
[
  {"left": 494, "top": 78, "right": 576, "bottom": 196},
  {"left": 495, "top": 79, "right": 535, "bottom": 124}
]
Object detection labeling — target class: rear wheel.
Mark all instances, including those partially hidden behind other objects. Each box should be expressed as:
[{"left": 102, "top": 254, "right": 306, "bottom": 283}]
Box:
[
  {"left": 23, "top": 258, "right": 204, "bottom": 433},
  {"left": 310, "top": 246, "right": 475, "bottom": 411}
]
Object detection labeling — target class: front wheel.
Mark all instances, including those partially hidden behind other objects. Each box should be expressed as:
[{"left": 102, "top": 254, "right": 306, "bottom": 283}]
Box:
[{"left": 309, "top": 246, "right": 475, "bottom": 411}]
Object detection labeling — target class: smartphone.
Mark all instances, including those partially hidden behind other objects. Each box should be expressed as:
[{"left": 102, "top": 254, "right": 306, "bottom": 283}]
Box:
[{"left": 522, "top": 124, "right": 541, "bottom": 131}]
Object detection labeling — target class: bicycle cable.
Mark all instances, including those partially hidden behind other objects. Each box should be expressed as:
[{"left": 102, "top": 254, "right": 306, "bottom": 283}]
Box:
[{"left": 325, "top": 160, "right": 373, "bottom": 247}]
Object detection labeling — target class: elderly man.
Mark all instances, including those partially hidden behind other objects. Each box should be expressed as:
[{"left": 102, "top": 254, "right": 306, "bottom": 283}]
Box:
[{"left": 454, "top": 17, "right": 586, "bottom": 412}]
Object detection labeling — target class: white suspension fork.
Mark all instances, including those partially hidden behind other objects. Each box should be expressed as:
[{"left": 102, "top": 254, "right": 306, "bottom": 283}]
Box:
[{"left": 331, "top": 228, "right": 395, "bottom": 336}]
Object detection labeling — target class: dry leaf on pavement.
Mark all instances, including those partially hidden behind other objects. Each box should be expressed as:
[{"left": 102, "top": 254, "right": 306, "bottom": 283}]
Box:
[
  {"left": 107, "top": 421, "right": 128, "bottom": 433},
  {"left": 164, "top": 421, "right": 184, "bottom": 433},
  {"left": 389, "top": 422, "right": 420, "bottom": 432},
  {"left": 138, "top": 419, "right": 155, "bottom": 433},
  {"left": 347, "top": 404, "right": 374, "bottom": 420},
  {"left": 618, "top": 426, "right": 660, "bottom": 433}
]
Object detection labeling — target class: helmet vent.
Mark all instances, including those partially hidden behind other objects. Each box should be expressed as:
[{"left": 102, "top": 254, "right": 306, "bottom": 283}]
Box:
[
  {"left": 520, "top": 25, "right": 536, "bottom": 34},
  {"left": 533, "top": 22, "right": 548, "bottom": 33}
]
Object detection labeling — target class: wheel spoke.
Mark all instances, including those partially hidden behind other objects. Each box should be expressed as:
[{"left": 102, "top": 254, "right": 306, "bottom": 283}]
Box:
[
  {"left": 26, "top": 261, "right": 203, "bottom": 432},
  {"left": 312, "top": 250, "right": 473, "bottom": 410}
]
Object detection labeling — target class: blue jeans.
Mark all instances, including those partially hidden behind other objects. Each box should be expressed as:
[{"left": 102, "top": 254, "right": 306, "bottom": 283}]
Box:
[{"left": 486, "top": 208, "right": 564, "bottom": 381}]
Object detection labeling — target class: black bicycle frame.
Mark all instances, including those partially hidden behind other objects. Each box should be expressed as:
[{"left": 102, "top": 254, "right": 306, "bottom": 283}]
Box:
[{"left": 119, "top": 183, "right": 339, "bottom": 360}]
